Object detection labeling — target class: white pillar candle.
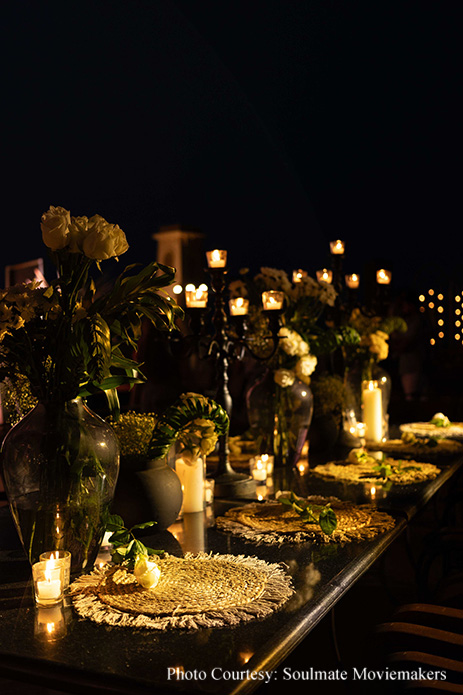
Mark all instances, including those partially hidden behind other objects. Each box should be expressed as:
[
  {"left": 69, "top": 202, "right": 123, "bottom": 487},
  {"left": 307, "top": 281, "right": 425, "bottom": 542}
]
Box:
[
  {"left": 176, "top": 457, "right": 204, "bottom": 513},
  {"left": 362, "top": 380, "right": 383, "bottom": 443}
]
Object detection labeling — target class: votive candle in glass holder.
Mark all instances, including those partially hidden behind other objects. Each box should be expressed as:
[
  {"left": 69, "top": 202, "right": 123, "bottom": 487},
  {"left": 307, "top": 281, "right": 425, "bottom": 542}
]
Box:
[
  {"left": 32, "top": 560, "right": 65, "bottom": 607},
  {"left": 316, "top": 269, "right": 333, "bottom": 284},
  {"left": 229, "top": 297, "right": 249, "bottom": 316},
  {"left": 258, "top": 453, "right": 274, "bottom": 476},
  {"left": 249, "top": 457, "right": 268, "bottom": 482},
  {"left": 185, "top": 285, "right": 208, "bottom": 308},
  {"left": 345, "top": 273, "right": 360, "bottom": 289},
  {"left": 39, "top": 551, "right": 71, "bottom": 591},
  {"left": 376, "top": 268, "right": 392, "bottom": 285},
  {"left": 292, "top": 269, "right": 307, "bottom": 283},
  {"left": 330, "top": 240, "right": 345, "bottom": 255},
  {"left": 206, "top": 249, "right": 227, "bottom": 268},
  {"left": 262, "top": 290, "right": 284, "bottom": 311},
  {"left": 34, "top": 604, "right": 67, "bottom": 642}
]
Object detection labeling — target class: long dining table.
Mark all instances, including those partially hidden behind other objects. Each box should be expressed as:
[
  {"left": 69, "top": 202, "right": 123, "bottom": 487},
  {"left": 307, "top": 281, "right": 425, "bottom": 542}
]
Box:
[{"left": 0, "top": 445, "right": 461, "bottom": 695}]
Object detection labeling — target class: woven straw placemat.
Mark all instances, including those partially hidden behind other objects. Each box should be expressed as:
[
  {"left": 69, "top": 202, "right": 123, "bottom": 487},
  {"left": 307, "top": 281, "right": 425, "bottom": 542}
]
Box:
[
  {"left": 311, "top": 459, "right": 440, "bottom": 485},
  {"left": 69, "top": 552, "right": 294, "bottom": 630},
  {"left": 366, "top": 438, "right": 463, "bottom": 461},
  {"left": 216, "top": 496, "right": 396, "bottom": 545}
]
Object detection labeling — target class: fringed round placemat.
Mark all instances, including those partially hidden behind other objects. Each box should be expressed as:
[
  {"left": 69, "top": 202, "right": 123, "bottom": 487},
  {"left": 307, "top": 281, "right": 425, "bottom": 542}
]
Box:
[
  {"left": 311, "top": 459, "right": 440, "bottom": 484},
  {"left": 215, "top": 496, "right": 396, "bottom": 545},
  {"left": 69, "top": 552, "right": 294, "bottom": 630},
  {"left": 366, "top": 438, "right": 463, "bottom": 461}
]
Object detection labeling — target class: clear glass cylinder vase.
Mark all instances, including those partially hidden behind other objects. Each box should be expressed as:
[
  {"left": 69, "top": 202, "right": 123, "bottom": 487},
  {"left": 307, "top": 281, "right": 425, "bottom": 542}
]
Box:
[{"left": 1, "top": 398, "right": 120, "bottom": 573}]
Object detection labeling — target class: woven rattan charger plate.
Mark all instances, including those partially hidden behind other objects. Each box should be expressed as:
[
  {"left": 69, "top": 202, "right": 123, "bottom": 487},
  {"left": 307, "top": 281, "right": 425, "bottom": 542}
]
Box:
[
  {"left": 216, "top": 496, "right": 396, "bottom": 545},
  {"left": 69, "top": 552, "right": 294, "bottom": 630},
  {"left": 311, "top": 458, "right": 440, "bottom": 485}
]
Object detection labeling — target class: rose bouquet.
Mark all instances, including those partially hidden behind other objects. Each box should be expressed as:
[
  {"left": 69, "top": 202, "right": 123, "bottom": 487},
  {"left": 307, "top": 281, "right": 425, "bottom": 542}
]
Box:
[
  {"left": 0, "top": 205, "right": 183, "bottom": 412},
  {"left": 0, "top": 205, "right": 183, "bottom": 570}
]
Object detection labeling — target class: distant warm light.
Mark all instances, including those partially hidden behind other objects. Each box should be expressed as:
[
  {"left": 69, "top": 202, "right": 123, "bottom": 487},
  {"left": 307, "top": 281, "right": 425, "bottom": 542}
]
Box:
[
  {"left": 438, "top": 332, "right": 444, "bottom": 338},
  {"left": 172, "top": 284, "right": 183, "bottom": 295},
  {"left": 418, "top": 294, "right": 425, "bottom": 302},
  {"left": 428, "top": 302, "right": 434, "bottom": 309},
  {"left": 437, "top": 306, "right": 444, "bottom": 313},
  {"left": 206, "top": 249, "right": 227, "bottom": 268},
  {"left": 456, "top": 320, "right": 461, "bottom": 327},
  {"left": 293, "top": 269, "right": 307, "bottom": 283},
  {"left": 456, "top": 295, "right": 461, "bottom": 302},
  {"left": 438, "top": 319, "right": 444, "bottom": 326},
  {"left": 345, "top": 273, "right": 360, "bottom": 289},
  {"left": 419, "top": 306, "right": 425, "bottom": 313},
  {"left": 330, "top": 240, "right": 345, "bottom": 255},
  {"left": 455, "top": 334, "right": 461, "bottom": 341},
  {"left": 430, "top": 338, "right": 436, "bottom": 345},
  {"left": 185, "top": 283, "right": 195, "bottom": 292},
  {"left": 316, "top": 268, "right": 333, "bottom": 284},
  {"left": 198, "top": 283, "right": 208, "bottom": 292},
  {"left": 437, "top": 293, "right": 444, "bottom": 301},
  {"left": 262, "top": 290, "right": 285, "bottom": 311},
  {"left": 376, "top": 269, "right": 392, "bottom": 285},
  {"left": 428, "top": 289, "right": 434, "bottom": 295},
  {"left": 185, "top": 286, "right": 208, "bottom": 308},
  {"left": 456, "top": 309, "right": 461, "bottom": 316},
  {"left": 229, "top": 297, "right": 249, "bottom": 316}
]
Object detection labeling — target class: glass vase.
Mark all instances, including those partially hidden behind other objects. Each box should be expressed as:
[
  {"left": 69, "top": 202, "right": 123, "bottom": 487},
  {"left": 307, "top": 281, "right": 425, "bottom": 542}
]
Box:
[
  {"left": 246, "top": 369, "right": 313, "bottom": 468},
  {"left": 343, "top": 363, "right": 391, "bottom": 440},
  {"left": 1, "top": 398, "right": 120, "bottom": 573}
]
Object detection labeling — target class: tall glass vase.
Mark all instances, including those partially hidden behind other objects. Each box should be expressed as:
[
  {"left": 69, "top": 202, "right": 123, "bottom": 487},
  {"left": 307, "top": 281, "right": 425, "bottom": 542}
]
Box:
[
  {"left": 246, "top": 369, "right": 313, "bottom": 468},
  {"left": 343, "top": 362, "right": 391, "bottom": 439},
  {"left": 1, "top": 398, "right": 120, "bottom": 573}
]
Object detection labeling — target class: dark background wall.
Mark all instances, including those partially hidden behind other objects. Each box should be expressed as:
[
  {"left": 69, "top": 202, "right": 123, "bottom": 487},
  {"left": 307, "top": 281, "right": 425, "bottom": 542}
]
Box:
[{"left": 1, "top": 0, "right": 462, "bottom": 292}]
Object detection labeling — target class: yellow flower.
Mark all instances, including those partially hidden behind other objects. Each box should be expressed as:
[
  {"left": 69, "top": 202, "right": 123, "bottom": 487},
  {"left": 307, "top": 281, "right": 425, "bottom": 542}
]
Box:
[
  {"left": 41, "top": 205, "right": 71, "bottom": 251},
  {"left": 274, "top": 368, "right": 296, "bottom": 388},
  {"left": 82, "top": 215, "right": 129, "bottom": 260}
]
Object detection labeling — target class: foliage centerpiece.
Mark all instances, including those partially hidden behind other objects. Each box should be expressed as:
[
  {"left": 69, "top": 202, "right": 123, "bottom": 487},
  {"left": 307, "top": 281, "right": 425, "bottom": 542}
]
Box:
[{"left": 0, "top": 205, "right": 183, "bottom": 570}]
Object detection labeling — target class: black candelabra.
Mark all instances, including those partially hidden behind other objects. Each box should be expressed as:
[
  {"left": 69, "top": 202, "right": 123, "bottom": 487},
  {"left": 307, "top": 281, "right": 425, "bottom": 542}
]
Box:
[{"left": 181, "top": 250, "right": 284, "bottom": 498}]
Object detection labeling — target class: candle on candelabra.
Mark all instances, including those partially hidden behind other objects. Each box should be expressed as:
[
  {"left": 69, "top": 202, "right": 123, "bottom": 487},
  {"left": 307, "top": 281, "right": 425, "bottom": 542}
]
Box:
[
  {"left": 330, "top": 240, "right": 345, "bottom": 255},
  {"left": 345, "top": 273, "right": 360, "bottom": 289},
  {"left": 316, "top": 269, "right": 333, "bottom": 284},
  {"left": 262, "top": 290, "right": 284, "bottom": 311},
  {"left": 229, "top": 297, "right": 249, "bottom": 315},
  {"left": 362, "top": 380, "right": 383, "bottom": 443},
  {"left": 206, "top": 249, "right": 227, "bottom": 268},
  {"left": 376, "top": 269, "right": 392, "bottom": 285},
  {"left": 185, "top": 284, "right": 208, "bottom": 308},
  {"left": 292, "top": 269, "right": 307, "bottom": 283}
]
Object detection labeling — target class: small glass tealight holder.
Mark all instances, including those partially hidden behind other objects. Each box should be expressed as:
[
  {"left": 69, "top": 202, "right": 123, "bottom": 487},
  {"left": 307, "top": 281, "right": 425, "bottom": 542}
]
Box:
[
  {"left": 39, "top": 550, "right": 71, "bottom": 591},
  {"left": 249, "top": 457, "right": 268, "bottom": 482},
  {"left": 258, "top": 453, "right": 274, "bottom": 476},
  {"left": 34, "top": 604, "right": 67, "bottom": 642},
  {"left": 32, "top": 560, "right": 65, "bottom": 607}
]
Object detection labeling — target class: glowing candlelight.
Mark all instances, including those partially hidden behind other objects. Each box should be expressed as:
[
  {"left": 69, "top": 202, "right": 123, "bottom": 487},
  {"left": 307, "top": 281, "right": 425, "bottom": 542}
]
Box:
[
  {"left": 33, "top": 560, "right": 64, "bottom": 606},
  {"left": 362, "top": 380, "right": 383, "bottom": 443},
  {"left": 262, "top": 290, "right": 284, "bottom": 311},
  {"left": 176, "top": 456, "right": 205, "bottom": 513},
  {"left": 316, "top": 269, "right": 333, "bottom": 284},
  {"left": 229, "top": 297, "right": 249, "bottom": 316},
  {"left": 39, "top": 551, "right": 71, "bottom": 590},
  {"left": 206, "top": 249, "right": 227, "bottom": 268},
  {"left": 330, "top": 240, "right": 345, "bottom": 255},
  {"left": 185, "top": 284, "right": 208, "bottom": 308},
  {"left": 292, "top": 269, "right": 307, "bottom": 283},
  {"left": 250, "top": 457, "right": 267, "bottom": 482},
  {"left": 345, "top": 273, "right": 360, "bottom": 289},
  {"left": 376, "top": 269, "right": 392, "bottom": 285}
]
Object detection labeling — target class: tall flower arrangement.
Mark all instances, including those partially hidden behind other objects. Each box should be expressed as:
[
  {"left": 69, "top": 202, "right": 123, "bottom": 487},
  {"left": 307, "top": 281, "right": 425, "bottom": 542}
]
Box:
[
  {"left": 0, "top": 206, "right": 183, "bottom": 571},
  {"left": 0, "top": 205, "right": 183, "bottom": 412}
]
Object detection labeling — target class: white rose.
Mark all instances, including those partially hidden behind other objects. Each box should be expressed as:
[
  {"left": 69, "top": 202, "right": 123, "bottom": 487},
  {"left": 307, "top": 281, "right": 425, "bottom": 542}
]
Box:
[
  {"left": 68, "top": 215, "right": 89, "bottom": 253},
  {"left": 134, "top": 555, "right": 161, "bottom": 589},
  {"left": 82, "top": 215, "right": 129, "bottom": 260},
  {"left": 279, "top": 327, "right": 303, "bottom": 357},
  {"left": 40, "top": 205, "right": 71, "bottom": 250},
  {"left": 295, "top": 354, "right": 318, "bottom": 383},
  {"left": 274, "top": 369, "right": 296, "bottom": 388}
]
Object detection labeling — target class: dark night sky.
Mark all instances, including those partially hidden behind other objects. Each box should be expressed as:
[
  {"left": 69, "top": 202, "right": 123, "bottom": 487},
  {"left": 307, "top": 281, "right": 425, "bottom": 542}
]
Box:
[{"left": 1, "top": 0, "right": 462, "bottom": 293}]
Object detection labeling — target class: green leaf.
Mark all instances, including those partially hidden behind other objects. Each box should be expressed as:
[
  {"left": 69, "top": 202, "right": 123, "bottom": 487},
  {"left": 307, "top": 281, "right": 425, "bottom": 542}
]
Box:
[
  {"left": 109, "top": 529, "right": 131, "bottom": 546},
  {"left": 130, "top": 521, "right": 158, "bottom": 531},
  {"left": 106, "top": 514, "right": 125, "bottom": 530},
  {"left": 319, "top": 507, "right": 337, "bottom": 535}
]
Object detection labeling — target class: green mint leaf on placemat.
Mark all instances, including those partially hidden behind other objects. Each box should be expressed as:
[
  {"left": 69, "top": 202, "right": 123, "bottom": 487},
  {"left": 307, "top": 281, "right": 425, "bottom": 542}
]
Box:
[
  {"left": 278, "top": 493, "right": 337, "bottom": 535},
  {"left": 319, "top": 507, "right": 338, "bottom": 536}
]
